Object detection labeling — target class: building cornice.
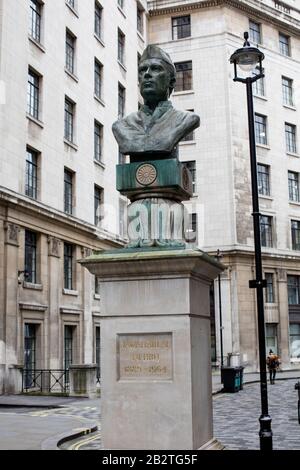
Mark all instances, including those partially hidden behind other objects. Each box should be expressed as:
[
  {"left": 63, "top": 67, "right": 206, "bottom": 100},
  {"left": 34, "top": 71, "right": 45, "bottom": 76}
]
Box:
[
  {"left": 148, "top": 0, "right": 300, "bottom": 36},
  {"left": 0, "top": 187, "right": 123, "bottom": 249}
]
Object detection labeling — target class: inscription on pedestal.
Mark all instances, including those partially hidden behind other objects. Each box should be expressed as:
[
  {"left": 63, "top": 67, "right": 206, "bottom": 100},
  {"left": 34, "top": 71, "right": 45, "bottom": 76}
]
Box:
[{"left": 117, "top": 333, "right": 173, "bottom": 381}]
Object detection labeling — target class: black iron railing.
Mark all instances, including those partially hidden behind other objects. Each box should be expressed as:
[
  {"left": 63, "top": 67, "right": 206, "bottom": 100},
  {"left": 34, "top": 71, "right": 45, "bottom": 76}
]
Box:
[{"left": 22, "top": 369, "right": 69, "bottom": 393}]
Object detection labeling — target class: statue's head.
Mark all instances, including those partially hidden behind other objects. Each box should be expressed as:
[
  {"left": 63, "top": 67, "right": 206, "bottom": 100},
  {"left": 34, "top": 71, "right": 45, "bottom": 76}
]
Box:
[{"left": 138, "top": 45, "right": 176, "bottom": 105}]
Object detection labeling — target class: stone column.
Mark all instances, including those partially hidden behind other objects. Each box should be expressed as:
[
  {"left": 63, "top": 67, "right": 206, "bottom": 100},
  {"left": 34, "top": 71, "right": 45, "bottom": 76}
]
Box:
[
  {"left": 69, "top": 363, "right": 97, "bottom": 398},
  {"left": 276, "top": 269, "right": 290, "bottom": 368},
  {"left": 81, "top": 247, "right": 93, "bottom": 365},
  {"left": 47, "top": 236, "right": 62, "bottom": 369},
  {"left": 2, "top": 223, "right": 21, "bottom": 393},
  {"left": 81, "top": 248, "right": 223, "bottom": 450}
]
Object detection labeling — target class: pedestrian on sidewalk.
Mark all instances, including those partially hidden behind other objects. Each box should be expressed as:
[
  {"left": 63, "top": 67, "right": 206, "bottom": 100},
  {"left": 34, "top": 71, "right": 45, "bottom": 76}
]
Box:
[{"left": 266, "top": 349, "right": 280, "bottom": 384}]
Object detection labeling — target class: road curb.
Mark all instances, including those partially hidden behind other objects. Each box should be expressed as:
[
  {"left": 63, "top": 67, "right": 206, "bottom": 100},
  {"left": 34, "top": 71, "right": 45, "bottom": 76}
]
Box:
[{"left": 41, "top": 424, "right": 98, "bottom": 450}]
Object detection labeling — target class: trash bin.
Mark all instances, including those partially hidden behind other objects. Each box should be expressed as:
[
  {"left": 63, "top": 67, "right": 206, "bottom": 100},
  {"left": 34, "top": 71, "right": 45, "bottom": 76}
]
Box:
[
  {"left": 239, "top": 366, "right": 244, "bottom": 390},
  {"left": 221, "top": 366, "right": 242, "bottom": 393}
]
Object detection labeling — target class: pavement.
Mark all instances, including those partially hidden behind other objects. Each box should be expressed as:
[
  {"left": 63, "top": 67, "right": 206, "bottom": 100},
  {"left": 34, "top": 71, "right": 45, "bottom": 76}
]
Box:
[{"left": 0, "top": 369, "right": 299, "bottom": 450}]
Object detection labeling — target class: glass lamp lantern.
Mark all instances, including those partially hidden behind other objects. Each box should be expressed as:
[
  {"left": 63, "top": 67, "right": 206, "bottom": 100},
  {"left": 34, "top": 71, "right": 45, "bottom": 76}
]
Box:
[{"left": 230, "top": 32, "right": 264, "bottom": 82}]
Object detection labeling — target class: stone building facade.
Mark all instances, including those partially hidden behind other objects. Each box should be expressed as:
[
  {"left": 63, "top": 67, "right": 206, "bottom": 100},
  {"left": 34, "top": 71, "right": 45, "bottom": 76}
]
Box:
[
  {"left": 0, "top": 0, "right": 147, "bottom": 393},
  {"left": 147, "top": 0, "right": 300, "bottom": 371}
]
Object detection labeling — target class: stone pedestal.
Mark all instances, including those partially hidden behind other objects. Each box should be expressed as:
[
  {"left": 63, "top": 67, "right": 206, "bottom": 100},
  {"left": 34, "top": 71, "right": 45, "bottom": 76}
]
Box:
[
  {"left": 81, "top": 249, "right": 223, "bottom": 450},
  {"left": 69, "top": 363, "right": 98, "bottom": 398}
]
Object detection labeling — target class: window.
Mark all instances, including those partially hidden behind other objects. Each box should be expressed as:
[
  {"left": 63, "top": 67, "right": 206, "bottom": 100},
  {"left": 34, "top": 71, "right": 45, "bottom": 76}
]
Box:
[
  {"left": 172, "top": 15, "right": 191, "bottom": 40},
  {"left": 95, "top": 2, "right": 102, "bottom": 38},
  {"left": 137, "top": 4, "right": 144, "bottom": 35},
  {"left": 27, "top": 69, "right": 40, "bottom": 119},
  {"left": 25, "top": 230, "right": 37, "bottom": 283},
  {"left": 24, "top": 324, "right": 37, "bottom": 389},
  {"left": 95, "top": 326, "right": 101, "bottom": 381},
  {"left": 29, "top": 0, "right": 41, "bottom": 42},
  {"left": 265, "top": 273, "right": 275, "bottom": 303},
  {"left": 186, "top": 213, "right": 197, "bottom": 243},
  {"left": 257, "top": 164, "right": 270, "bottom": 196},
  {"left": 64, "top": 325, "right": 74, "bottom": 380},
  {"left": 288, "top": 171, "right": 299, "bottom": 202},
  {"left": 174, "top": 61, "right": 192, "bottom": 92},
  {"left": 291, "top": 220, "right": 300, "bottom": 250},
  {"left": 64, "top": 168, "right": 73, "bottom": 214},
  {"left": 265, "top": 324, "right": 277, "bottom": 355},
  {"left": 64, "top": 98, "right": 74, "bottom": 142},
  {"left": 94, "top": 121, "right": 103, "bottom": 162},
  {"left": 288, "top": 275, "right": 300, "bottom": 305},
  {"left": 66, "top": 30, "right": 76, "bottom": 74},
  {"left": 185, "top": 161, "right": 196, "bottom": 193},
  {"left": 94, "top": 185, "right": 103, "bottom": 226},
  {"left": 255, "top": 114, "right": 267, "bottom": 145},
  {"left": 249, "top": 20, "right": 261, "bottom": 44},
  {"left": 118, "top": 29, "right": 125, "bottom": 65},
  {"left": 282, "top": 77, "right": 294, "bottom": 107},
  {"left": 118, "top": 83, "right": 125, "bottom": 118},
  {"left": 25, "top": 148, "right": 38, "bottom": 199},
  {"left": 252, "top": 67, "right": 265, "bottom": 97},
  {"left": 285, "top": 123, "right": 297, "bottom": 153},
  {"left": 95, "top": 276, "right": 100, "bottom": 295},
  {"left": 289, "top": 324, "right": 300, "bottom": 358},
  {"left": 119, "top": 198, "right": 127, "bottom": 238},
  {"left": 64, "top": 243, "right": 74, "bottom": 290},
  {"left": 279, "top": 32, "right": 290, "bottom": 56},
  {"left": 94, "top": 59, "right": 103, "bottom": 99},
  {"left": 260, "top": 215, "right": 273, "bottom": 247}
]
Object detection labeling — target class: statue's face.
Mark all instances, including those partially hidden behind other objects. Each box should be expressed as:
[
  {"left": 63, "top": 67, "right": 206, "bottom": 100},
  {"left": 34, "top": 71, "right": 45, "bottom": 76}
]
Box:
[{"left": 138, "top": 59, "right": 170, "bottom": 104}]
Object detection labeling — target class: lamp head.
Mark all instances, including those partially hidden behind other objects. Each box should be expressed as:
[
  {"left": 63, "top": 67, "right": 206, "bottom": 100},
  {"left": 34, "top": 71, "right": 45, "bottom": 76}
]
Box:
[{"left": 230, "top": 32, "right": 264, "bottom": 80}]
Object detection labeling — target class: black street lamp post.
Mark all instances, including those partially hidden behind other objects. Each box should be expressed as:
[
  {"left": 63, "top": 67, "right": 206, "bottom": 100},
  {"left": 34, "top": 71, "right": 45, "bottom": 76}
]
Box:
[{"left": 230, "top": 32, "right": 273, "bottom": 451}]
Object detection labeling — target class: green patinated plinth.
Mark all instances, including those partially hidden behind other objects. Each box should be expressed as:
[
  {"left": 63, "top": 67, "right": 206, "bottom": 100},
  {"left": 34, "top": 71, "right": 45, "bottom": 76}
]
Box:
[{"left": 116, "top": 158, "right": 192, "bottom": 201}]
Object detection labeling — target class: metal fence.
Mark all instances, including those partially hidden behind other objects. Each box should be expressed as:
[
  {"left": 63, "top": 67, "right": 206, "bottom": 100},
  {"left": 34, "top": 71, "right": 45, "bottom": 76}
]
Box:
[{"left": 22, "top": 369, "right": 69, "bottom": 394}]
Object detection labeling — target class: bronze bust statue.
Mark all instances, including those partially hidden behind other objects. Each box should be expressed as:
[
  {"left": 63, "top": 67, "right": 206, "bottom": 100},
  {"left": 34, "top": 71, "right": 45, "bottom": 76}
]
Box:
[{"left": 112, "top": 45, "right": 200, "bottom": 161}]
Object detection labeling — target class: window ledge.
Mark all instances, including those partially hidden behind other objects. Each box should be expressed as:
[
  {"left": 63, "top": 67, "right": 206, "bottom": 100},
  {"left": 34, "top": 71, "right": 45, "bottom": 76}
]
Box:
[
  {"left": 65, "top": 68, "right": 79, "bottom": 82},
  {"left": 117, "top": 5, "right": 126, "bottom": 18},
  {"left": 66, "top": 2, "right": 79, "bottom": 17},
  {"left": 256, "top": 143, "right": 270, "bottom": 150},
  {"left": 118, "top": 60, "right": 127, "bottom": 72},
  {"left": 23, "top": 282, "right": 43, "bottom": 291},
  {"left": 259, "top": 195, "right": 273, "bottom": 201},
  {"left": 253, "top": 94, "right": 267, "bottom": 101},
  {"left": 171, "top": 36, "right": 192, "bottom": 43},
  {"left": 28, "top": 35, "right": 46, "bottom": 53},
  {"left": 94, "top": 293, "right": 101, "bottom": 300},
  {"left": 94, "top": 34, "right": 105, "bottom": 47},
  {"left": 64, "top": 139, "right": 78, "bottom": 151},
  {"left": 94, "top": 94, "right": 105, "bottom": 107},
  {"left": 26, "top": 114, "right": 44, "bottom": 129},
  {"left": 173, "top": 90, "right": 194, "bottom": 97},
  {"left": 289, "top": 200, "right": 300, "bottom": 206},
  {"left": 62, "top": 288, "right": 78, "bottom": 296},
  {"left": 283, "top": 104, "right": 296, "bottom": 111},
  {"left": 179, "top": 140, "right": 196, "bottom": 146},
  {"left": 287, "top": 151, "right": 300, "bottom": 158},
  {"left": 137, "top": 30, "right": 145, "bottom": 42},
  {"left": 94, "top": 159, "right": 105, "bottom": 169}
]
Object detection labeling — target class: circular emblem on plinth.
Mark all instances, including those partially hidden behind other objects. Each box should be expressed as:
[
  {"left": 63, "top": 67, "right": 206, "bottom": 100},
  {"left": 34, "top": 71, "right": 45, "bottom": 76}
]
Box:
[
  {"left": 182, "top": 165, "right": 190, "bottom": 191},
  {"left": 136, "top": 164, "right": 157, "bottom": 186}
]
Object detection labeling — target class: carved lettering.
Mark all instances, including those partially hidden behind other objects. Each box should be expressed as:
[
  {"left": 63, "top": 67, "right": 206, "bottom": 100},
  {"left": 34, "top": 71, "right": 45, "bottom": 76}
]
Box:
[{"left": 118, "top": 333, "right": 173, "bottom": 381}]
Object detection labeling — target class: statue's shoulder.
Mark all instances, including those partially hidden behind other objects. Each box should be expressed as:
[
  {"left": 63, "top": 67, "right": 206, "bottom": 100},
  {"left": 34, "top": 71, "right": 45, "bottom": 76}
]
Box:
[
  {"left": 112, "top": 112, "right": 140, "bottom": 133},
  {"left": 169, "top": 108, "right": 200, "bottom": 130}
]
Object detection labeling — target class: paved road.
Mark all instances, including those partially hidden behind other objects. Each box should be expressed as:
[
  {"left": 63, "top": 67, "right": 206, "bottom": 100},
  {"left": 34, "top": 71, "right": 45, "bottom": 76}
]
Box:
[
  {"left": 0, "top": 373, "right": 299, "bottom": 450},
  {"left": 213, "top": 378, "right": 300, "bottom": 450}
]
